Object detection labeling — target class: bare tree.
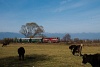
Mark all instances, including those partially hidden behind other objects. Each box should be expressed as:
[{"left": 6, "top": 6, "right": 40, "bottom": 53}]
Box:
[
  {"left": 63, "top": 33, "right": 71, "bottom": 43},
  {"left": 20, "top": 22, "right": 44, "bottom": 37},
  {"left": 34, "top": 26, "right": 44, "bottom": 36},
  {"left": 74, "top": 38, "right": 79, "bottom": 43}
]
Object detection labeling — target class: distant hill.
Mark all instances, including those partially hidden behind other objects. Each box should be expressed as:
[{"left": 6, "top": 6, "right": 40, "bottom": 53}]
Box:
[
  {"left": 0, "top": 32, "right": 100, "bottom": 40},
  {"left": 0, "top": 32, "right": 24, "bottom": 39},
  {"left": 43, "top": 32, "right": 100, "bottom": 40}
]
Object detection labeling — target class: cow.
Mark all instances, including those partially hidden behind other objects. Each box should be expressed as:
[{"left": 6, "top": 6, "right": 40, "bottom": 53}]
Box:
[
  {"left": 69, "top": 44, "right": 83, "bottom": 56},
  {"left": 2, "top": 42, "right": 10, "bottom": 47},
  {"left": 18, "top": 47, "right": 25, "bottom": 60},
  {"left": 82, "top": 54, "right": 100, "bottom": 67}
]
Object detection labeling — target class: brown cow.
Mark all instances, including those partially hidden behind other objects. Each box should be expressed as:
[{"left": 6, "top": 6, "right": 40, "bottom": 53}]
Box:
[{"left": 2, "top": 42, "right": 10, "bottom": 47}]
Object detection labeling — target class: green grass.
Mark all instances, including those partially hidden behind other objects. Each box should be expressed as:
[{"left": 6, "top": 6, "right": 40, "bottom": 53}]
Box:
[{"left": 0, "top": 43, "right": 100, "bottom": 67}]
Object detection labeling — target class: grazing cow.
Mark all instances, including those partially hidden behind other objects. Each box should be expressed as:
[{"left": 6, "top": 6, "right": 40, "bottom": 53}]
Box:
[
  {"left": 82, "top": 54, "right": 100, "bottom": 67},
  {"left": 2, "top": 42, "right": 10, "bottom": 47},
  {"left": 69, "top": 44, "right": 83, "bottom": 56},
  {"left": 18, "top": 47, "right": 25, "bottom": 60}
]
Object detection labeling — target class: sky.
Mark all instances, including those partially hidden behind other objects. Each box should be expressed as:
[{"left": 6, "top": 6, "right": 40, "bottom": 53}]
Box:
[{"left": 0, "top": 0, "right": 100, "bottom": 33}]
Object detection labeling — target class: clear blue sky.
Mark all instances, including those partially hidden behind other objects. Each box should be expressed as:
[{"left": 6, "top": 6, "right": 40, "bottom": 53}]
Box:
[{"left": 0, "top": 0, "right": 100, "bottom": 33}]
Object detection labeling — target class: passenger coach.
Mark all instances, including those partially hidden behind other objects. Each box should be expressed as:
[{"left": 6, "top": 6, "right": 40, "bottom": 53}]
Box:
[{"left": 17, "top": 37, "right": 60, "bottom": 43}]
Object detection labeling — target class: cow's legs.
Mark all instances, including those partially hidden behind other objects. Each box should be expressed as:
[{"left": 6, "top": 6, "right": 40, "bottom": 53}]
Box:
[
  {"left": 19, "top": 54, "right": 21, "bottom": 60},
  {"left": 22, "top": 54, "right": 24, "bottom": 60}
]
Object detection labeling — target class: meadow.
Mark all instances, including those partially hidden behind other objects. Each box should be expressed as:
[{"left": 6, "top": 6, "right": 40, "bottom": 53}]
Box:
[{"left": 0, "top": 43, "right": 100, "bottom": 67}]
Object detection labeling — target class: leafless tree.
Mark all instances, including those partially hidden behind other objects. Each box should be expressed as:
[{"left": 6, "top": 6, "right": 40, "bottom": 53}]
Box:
[
  {"left": 63, "top": 33, "right": 71, "bottom": 43},
  {"left": 20, "top": 22, "right": 44, "bottom": 38}
]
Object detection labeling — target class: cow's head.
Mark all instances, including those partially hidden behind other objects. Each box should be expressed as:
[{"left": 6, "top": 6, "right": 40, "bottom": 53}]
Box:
[{"left": 82, "top": 54, "right": 88, "bottom": 64}]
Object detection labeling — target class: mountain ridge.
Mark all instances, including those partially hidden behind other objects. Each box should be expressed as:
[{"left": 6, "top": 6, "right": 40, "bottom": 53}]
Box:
[{"left": 0, "top": 32, "right": 100, "bottom": 40}]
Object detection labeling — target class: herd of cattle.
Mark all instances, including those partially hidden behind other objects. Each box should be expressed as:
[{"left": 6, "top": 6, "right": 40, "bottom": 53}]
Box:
[
  {"left": 1, "top": 42, "right": 100, "bottom": 67},
  {"left": 69, "top": 44, "right": 100, "bottom": 67}
]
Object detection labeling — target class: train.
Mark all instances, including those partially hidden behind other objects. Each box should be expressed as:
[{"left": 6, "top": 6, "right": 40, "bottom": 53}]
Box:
[{"left": 17, "top": 37, "right": 60, "bottom": 43}]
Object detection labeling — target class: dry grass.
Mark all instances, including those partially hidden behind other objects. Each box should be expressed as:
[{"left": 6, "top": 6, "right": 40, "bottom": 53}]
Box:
[{"left": 0, "top": 43, "right": 100, "bottom": 67}]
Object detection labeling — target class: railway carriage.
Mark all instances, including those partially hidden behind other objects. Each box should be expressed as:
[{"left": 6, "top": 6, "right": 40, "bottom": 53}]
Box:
[{"left": 17, "top": 37, "right": 60, "bottom": 43}]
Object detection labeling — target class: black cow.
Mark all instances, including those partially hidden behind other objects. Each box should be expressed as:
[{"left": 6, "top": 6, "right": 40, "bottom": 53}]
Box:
[
  {"left": 18, "top": 47, "right": 25, "bottom": 60},
  {"left": 82, "top": 54, "right": 100, "bottom": 67},
  {"left": 69, "top": 44, "right": 83, "bottom": 56}
]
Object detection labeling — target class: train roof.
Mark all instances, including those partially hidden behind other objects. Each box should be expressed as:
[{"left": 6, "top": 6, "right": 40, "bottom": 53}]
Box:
[{"left": 18, "top": 38, "right": 42, "bottom": 39}]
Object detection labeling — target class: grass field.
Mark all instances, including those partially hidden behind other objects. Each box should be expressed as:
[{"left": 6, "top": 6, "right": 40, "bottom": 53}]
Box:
[{"left": 0, "top": 43, "right": 100, "bottom": 67}]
